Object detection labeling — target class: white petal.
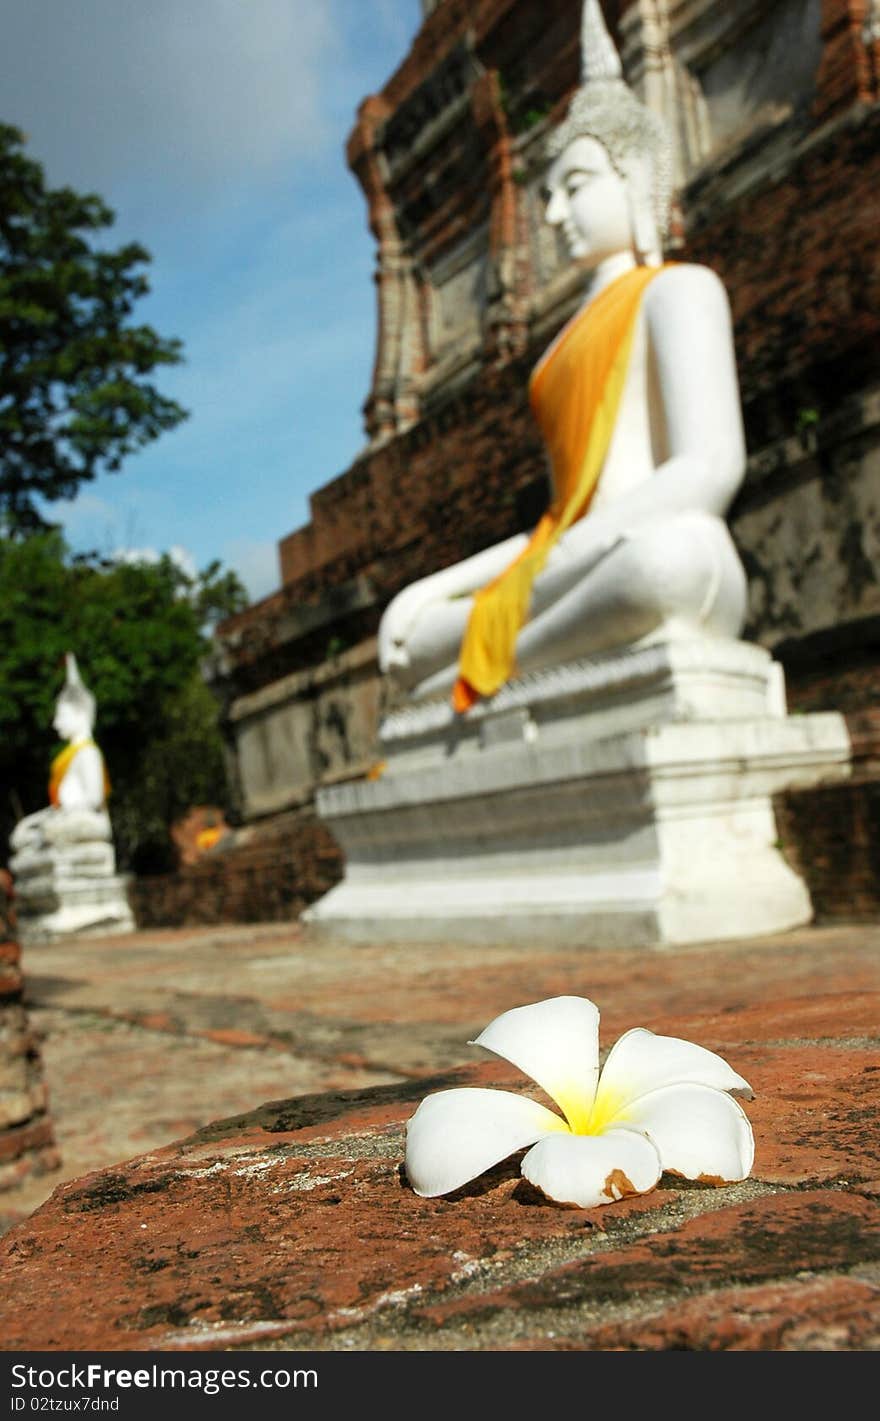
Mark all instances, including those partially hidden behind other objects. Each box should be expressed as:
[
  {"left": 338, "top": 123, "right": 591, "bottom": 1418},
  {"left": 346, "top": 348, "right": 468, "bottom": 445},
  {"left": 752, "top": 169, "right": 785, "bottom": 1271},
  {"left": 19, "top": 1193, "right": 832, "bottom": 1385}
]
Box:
[
  {"left": 521, "top": 1129, "right": 661, "bottom": 1208},
  {"left": 404, "top": 1087, "right": 567, "bottom": 1198},
  {"left": 471, "top": 996, "right": 600, "bottom": 1133},
  {"left": 597, "top": 1027, "right": 753, "bottom": 1123},
  {"left": 614, "top": 1082, "right": 755, "bottom": 1182}
]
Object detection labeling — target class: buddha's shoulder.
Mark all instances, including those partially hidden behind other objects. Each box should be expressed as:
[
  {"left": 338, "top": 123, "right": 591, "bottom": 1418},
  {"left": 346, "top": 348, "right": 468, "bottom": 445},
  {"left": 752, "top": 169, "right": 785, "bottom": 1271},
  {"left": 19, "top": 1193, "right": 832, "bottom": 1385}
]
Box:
[
  {"left": 646, "top": 261, "right": 731, "bottom": 304},
  {"left": 643, "top": 262, "right": 733, "bottom": 327}
]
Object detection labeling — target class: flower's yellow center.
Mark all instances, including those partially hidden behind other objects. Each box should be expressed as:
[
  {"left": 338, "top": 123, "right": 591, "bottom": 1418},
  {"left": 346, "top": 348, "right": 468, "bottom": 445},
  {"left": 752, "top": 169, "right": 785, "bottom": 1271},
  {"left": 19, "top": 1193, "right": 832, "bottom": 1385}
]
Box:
[
  {"left": 553, "top": 1082, "right": 627, "bottom": 1136},
  {"left": 552, "top": 1073, "right": 629, "bottom": 1136},
  {"left": 584, "top": 1083, "right": 627, "bottom": 1135}
]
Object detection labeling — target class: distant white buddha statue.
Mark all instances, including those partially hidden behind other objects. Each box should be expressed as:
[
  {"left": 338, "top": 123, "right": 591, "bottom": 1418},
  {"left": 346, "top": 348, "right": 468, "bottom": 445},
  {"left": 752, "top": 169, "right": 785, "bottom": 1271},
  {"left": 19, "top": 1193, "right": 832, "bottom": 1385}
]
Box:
[
  {"left": 10, "top": 654, "right": 110, "bottom": 856},
  {"left": 378, "top": 0, "right": 748, "bottom": 712},
  {"left": 9, "top": 654, "right": 133, "bottom": 943}
]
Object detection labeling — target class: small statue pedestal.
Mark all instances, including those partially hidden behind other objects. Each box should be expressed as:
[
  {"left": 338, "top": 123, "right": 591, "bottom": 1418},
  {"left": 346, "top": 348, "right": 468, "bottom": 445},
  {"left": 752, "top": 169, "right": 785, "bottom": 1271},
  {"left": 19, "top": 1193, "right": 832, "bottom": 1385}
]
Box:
[
  {"left": 304, "top": 637, "right": 851, "bottom": 947},
  {"left": 9, "top": 809, "right": 135, "bottom": 946}
]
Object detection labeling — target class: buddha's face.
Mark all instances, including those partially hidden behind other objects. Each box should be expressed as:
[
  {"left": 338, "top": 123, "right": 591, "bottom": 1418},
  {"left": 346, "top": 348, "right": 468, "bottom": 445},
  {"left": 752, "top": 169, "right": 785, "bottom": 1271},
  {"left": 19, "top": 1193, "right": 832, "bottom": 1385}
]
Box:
[
  {"left": 543, "top": 136, "right": 633, "bottom": 267},
  {"left": 53, "top": 698, "right": 90, "bottom": 743}
]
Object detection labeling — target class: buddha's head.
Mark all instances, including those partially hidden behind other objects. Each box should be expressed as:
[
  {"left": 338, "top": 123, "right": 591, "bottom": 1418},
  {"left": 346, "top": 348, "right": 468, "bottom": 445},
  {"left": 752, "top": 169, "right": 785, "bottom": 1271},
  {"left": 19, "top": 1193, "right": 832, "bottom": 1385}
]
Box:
[
  {"left": 53, "top": 653, "right": 96, "bottom": 743},
  {"left": 543, "top": 1, "right": 672, "bottom": 268}
]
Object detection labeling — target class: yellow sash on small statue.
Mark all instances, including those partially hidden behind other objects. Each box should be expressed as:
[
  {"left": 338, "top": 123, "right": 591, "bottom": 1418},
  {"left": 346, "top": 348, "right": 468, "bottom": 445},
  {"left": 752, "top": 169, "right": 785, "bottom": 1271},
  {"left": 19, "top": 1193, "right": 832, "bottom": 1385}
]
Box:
[
  {"left": 48, "top": 740, "right": 111, "bottom": 806},
  {"left": 452, "top": 263, "right": 669, "bottom": 713}
]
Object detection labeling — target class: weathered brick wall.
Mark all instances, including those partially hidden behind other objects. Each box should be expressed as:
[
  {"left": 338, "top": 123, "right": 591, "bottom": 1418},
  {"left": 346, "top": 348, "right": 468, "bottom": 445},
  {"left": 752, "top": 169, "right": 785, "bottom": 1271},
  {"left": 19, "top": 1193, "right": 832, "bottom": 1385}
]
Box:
[
  {"left": 687, "top": 106, "right": 880, "bottom": 449},
  {"left": 784, "top": 640, "right": 880, "bottom": 714},
  {"left": 129, "top": 814, "right": 343, "bottom": 930},
  {"left": 774, "top": 708, "right": 880, "bottom": 921},
  {"left": 694, "top": 100, "right": 880, "bottom": 677},
  {"left": 813, "top": 0, "right": 880, "bottom": 123},
  {"left": 0, "top": 871, "right": 60, "bottom": 1193}
]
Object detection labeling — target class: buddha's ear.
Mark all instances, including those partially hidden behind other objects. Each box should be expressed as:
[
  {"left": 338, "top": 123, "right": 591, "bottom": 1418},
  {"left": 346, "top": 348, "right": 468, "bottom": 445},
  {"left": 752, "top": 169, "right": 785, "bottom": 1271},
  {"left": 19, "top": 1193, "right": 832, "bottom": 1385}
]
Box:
[{"left": 623, "top": 155, "right": 662, "bottom": 265}]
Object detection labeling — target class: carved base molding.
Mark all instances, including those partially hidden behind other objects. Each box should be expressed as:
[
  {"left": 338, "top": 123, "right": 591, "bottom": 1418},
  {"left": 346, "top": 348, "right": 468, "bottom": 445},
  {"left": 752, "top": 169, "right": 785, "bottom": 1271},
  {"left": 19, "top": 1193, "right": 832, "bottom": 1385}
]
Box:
[
  {"left": 12, "top": 868, "right": 135, "bottom": 946},
  {"left": 304, "top": 637, "right": 852, "bottom": 948},
  {"left": 13, "top": 885, "right": 136, "bottom": 946}
]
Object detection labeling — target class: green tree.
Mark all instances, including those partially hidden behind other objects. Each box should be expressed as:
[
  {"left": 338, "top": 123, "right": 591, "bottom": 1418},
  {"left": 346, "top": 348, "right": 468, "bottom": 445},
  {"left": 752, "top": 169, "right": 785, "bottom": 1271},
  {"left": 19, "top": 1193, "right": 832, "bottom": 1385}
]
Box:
[
  {"left": 0, "top": 532, "right": 248, "bottom": 872},
  {"left": 0, "top": 122, "right": 187, "bottom": 534}
]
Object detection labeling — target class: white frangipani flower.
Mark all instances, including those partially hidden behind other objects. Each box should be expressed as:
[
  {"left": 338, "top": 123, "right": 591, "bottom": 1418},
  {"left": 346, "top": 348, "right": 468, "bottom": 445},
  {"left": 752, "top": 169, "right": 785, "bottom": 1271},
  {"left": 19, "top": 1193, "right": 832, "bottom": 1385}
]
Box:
[{"left": 405, "top": 996, "right": 755, "bottom": 1208}]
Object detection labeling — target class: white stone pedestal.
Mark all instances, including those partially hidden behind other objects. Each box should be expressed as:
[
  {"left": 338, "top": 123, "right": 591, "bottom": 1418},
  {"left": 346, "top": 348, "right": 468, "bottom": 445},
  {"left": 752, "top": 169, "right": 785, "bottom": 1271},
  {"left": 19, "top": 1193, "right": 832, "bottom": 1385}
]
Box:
[
  {"left": 10, "top": 809, "right": 135, "bottom": 945},
  {"left": 303, "top": 637, "right": 852, "bottom": 947}
]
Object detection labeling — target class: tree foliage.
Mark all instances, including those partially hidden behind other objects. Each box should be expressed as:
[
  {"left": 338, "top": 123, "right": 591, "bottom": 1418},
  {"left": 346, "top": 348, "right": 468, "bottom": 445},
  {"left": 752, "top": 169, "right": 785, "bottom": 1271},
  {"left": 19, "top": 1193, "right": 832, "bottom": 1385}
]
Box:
[
  {"left": 0, "top": 532, "right": 248, "bottom": 872},
  {"left": 0, "top": 122, "right": 187, "bottom": 533}
]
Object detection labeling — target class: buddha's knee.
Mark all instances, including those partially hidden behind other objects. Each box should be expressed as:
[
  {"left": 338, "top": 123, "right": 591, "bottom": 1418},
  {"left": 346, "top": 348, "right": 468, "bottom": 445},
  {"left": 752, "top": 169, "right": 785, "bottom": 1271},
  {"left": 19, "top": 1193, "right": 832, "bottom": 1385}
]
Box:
[
  {"left": 9, "top": 810, "right": 50, "bottom": 853},
  {"left": 619, "top": 513, "right": 747, "bottom": 635}
]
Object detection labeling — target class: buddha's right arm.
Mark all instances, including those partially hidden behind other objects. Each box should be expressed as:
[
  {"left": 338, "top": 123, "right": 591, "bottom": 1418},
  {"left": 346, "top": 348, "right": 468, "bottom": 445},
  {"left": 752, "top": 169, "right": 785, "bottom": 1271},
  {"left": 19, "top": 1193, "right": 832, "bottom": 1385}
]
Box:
[{"left": 378, "top": 531, "right": 530, "bottom": 672}]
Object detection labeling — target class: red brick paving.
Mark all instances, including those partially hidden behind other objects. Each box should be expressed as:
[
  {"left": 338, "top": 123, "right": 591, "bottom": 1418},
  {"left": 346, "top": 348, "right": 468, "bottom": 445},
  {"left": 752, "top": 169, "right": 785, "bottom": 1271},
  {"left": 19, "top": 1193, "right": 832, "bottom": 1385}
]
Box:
[{"left": 0, "top": 919, "right": 877, "bottom": 1351}]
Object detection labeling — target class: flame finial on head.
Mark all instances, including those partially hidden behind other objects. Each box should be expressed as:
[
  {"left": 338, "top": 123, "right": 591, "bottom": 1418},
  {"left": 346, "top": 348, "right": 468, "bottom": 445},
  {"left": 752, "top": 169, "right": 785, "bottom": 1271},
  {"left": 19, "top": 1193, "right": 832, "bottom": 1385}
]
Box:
[
  {"left": 58, "top": 652, "right": 96, "bottom": 726},
  {"left": 64, "top": 652, "right": 84, "bottom": 691},
  {"left": 581, "top": 0, "right": 622, "bottom": 83}
]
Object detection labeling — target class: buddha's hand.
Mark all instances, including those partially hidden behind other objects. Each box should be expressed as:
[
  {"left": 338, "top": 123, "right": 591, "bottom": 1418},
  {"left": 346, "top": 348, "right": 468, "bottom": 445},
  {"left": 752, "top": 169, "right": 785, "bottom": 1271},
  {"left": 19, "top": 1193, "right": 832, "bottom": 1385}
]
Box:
[
  {"left": 379, "top": 637, "right": 411, "bottom": 676},
  {"left": 9, "top": 808, "right": 52, "bottom": 850},
  {"left": 378, "top": 582, "right": 434, "bottom": 675}
]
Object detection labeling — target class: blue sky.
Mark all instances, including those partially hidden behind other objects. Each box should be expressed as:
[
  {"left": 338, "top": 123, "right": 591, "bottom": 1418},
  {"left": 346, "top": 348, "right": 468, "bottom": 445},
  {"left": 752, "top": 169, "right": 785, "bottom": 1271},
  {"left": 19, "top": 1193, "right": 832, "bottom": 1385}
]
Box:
[{"left": 0, "top": 0, "right": 423, "bottom": 602}]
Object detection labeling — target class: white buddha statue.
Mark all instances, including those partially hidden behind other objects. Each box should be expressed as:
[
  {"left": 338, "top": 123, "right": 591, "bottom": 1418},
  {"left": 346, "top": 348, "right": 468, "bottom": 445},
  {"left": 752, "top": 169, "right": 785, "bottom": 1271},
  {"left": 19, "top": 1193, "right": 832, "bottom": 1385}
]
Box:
[
  {"left": 378, "top": 0, "right": 748, "bottom": 712},
  {"left": 8, "top": 654, "right": 133, "bottom": 942},
  {"left": 10, "top": 654, "right": 109, "bottom": 857}
]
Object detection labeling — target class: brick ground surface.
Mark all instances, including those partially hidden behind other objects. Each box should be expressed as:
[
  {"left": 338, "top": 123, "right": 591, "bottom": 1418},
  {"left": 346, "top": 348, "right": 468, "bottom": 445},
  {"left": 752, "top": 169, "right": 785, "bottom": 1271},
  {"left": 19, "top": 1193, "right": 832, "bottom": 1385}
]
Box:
[{"left": 0, "top": 918, "right": 877, "bottom": 1351}]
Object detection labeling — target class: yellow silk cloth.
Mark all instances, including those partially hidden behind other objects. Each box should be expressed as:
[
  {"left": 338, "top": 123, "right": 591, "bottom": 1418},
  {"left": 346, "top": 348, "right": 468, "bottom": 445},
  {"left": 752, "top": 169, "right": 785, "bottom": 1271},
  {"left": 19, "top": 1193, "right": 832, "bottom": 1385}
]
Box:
[
  {"left": 48, "top": 740, "right": 111, "bottom": 806},
  {"left": 452, "top": 263, "right": 668, "bottom": 713}
]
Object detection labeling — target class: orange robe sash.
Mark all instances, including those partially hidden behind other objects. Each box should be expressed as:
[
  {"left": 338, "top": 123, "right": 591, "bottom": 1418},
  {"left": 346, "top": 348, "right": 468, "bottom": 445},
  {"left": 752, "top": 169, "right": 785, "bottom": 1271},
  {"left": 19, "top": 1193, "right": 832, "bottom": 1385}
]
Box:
[
  {"left": 452, "top": 263, "right": 668, "bottom": 713},
  {"left": 49, "top": 739, "right": 111, "bottom": 806}
]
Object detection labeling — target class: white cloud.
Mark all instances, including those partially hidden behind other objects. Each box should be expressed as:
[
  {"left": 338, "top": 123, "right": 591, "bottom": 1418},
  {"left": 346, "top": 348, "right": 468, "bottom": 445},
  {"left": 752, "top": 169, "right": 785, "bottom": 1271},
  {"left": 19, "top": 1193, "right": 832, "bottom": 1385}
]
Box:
[
  {"left": 112, "top": 544, "right": 198, "bottom": 580},
  {"left": 0, "top": 0, "right": 339, "bottom": 198},
  {"left": 39, "top": 494, "right": 201, "bottom": 583}
]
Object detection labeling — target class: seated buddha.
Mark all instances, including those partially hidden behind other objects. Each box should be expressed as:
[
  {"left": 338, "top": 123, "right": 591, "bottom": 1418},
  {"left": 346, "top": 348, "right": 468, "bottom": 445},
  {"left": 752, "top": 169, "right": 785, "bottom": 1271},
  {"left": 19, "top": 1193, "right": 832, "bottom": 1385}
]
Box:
[
  {"left": 378, "top": 0, "right": 748, "bottom": 713},
  {"left": 9, "top": 653, "right": 111, "bottom": 861}
]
